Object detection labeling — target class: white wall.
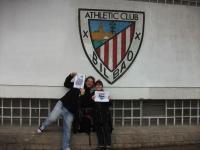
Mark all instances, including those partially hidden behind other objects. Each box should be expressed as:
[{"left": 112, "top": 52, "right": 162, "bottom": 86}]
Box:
[{"left": 0, "top": 0, "right": 200, "bottom": 99}]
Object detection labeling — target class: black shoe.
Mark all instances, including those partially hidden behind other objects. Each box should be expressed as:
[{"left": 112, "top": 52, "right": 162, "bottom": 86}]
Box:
[{"left": 96, "top": 146, "right": 104, "bottom": 150}]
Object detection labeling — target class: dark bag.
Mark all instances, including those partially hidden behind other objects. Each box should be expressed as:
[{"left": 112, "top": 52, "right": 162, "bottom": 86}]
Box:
[
  {"left": 79, "top": 114, "right": 92, "bottom": 134},
  {"left": 79, "top": 109, "right": 94, "bottom": 146}
]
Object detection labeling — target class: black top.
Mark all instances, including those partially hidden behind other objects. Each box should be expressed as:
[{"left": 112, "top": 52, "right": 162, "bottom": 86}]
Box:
[
  {"left": 60, "top": 74, "right": 80, "bottom": 114},
  {"left": 80, "top": 87, "right": 94, "bottom": 108}
]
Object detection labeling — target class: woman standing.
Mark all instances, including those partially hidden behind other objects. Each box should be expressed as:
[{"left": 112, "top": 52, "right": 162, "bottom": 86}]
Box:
[{"left": 92, "top": 80, "right": 113, "bottom": 150}]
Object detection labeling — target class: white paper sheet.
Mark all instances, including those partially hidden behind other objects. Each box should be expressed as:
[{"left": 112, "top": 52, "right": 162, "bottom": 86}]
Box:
[
  {"left": 94, "top": 91, "right": 110, "bottom": 102},
  {"left": 73, "top": 73, "right": 86, "bottom": 89}
]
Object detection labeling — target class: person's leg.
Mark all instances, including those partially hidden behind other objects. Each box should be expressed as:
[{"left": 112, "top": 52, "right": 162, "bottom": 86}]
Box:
[
  {"left": 96, "top": 126, "right": 105, "bottom": 150},
  {"left": 105, "top": 111, "right": 112, "bottom": 150},
  {"left": 39, "top": 100, "right": 63, "bottom": 131},
  {"left": 104, "top": 123, "right": 112, "bottom": 150},
  {"left": 62, "top": 107, "right": 74, "bottom": 150}
]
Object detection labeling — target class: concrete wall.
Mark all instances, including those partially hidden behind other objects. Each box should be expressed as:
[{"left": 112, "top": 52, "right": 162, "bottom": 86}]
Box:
[
  {"left": 0, "top": 126, "right": 200, "bottom": 150},
  {"left": 0, "top": 0, "right": 200, "bottom": 99}
]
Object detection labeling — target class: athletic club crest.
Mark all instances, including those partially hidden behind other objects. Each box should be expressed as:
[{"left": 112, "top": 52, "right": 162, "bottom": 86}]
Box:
[{"left": 79, "top": 9, "right": 144, "bottom": 84}]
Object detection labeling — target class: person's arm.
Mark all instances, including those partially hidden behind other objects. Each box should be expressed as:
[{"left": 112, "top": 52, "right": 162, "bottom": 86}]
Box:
[
  {"left": 64, "top": 72, "right": 76, "bottom": 88},
  {"left": 107, "top": 96, "right": 112, "bottom": 107}
]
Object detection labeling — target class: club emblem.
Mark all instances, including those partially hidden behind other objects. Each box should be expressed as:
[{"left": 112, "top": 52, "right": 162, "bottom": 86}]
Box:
[{"left": 79, "top": 9, "right": 145, "bottom": 84}]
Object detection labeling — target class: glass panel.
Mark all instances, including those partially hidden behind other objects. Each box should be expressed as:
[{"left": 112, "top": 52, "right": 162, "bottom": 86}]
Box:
[
  {"left": 159, "top": 118, "right": 165, "bottom": 125},
  {"left": 31, "top": 99, "right": 39, "bottom": 107},
  {"left": 3, "top": 109, "right": 11, "bottom": 116},
  {"left": 167, "top": 118, "right": 174, "bottom": 125},
  {"left": 174, "top": 0, "right": 181, "bottom": 4},
  {"left": 150, "top": 0, "right": 158, "bottom": 3},
  {"left": 132, "top": 101, "right": 140, "bottom": 108},
  {"left": 13, "top": 109, "right": 20, "bottom": 117},
  {"left": 191, "top": 118, "right": 197, "bottom": 125},
  {"left": 175, "top": 100, "right": 182, "bottom": 107},
  {"left": 115, "top": 101, "right": 123, "bottom": 108},
  {"left": 3, "top": 118, "right": 11, "bottom": 125},
  {"left": 183, "top": 117, "right": 190, "bottom": 125},
  {"left": 115, "top": 118, "right": 122, "bottom": 126},
  {"left": 124, "top": 101, "right": 131, "bottom": 108},
  {"left": 158, "top": 0, "right": 166, "bottom": 3},
  {"left": 166, "top": 0, "right": 173, "bottom": 4},
  {"left": 31, "top": 118, "right": 39, "bottom": 126},
  {"left": 191, "top": 109, "right": 197, "bottom": 116},
  {"left": 40, "top": 100, "right": 48, "bottom": 107},
  {"left": 40, "top": 109, "right": 48, "bottom": 117},
  {"left": 133, "top": 119, "right": 140, "bottom": 126},
  {"left": 31, "top": 109, "right": 39, "bottom": 117},
  {"left": 22, "top": 118, "right": 29, "bottom": 126},
  {"left": 167, "top": 100, "right": 174, "bottom": 108},
  {"left": 182, "top": 0, "right": 189, "bottom": 5},
  {"left": 12, "top": 99, "right": 20, "bottom": 107},
  {"left": 3, "top": 99, "right": 11, "bottom": 107},
  {"left": 133, "top": 110, "right": 140, "bottom": 117},
  {"left": 22, "top": 99, "right": 29, "bottom": 107},
  {"left": 175, "top": 109, "right": 182, "bottom": 116},
  {"left": 183, "top": 109, "right": 190, "bottom": 116},
  {"left": 175, "top": 117, "right": 181, "bottom": 125},
  {"left": 22, "top": 109, "right": 29, "bottom": 117},
  {"left": 142, "top": 119, "right": 149, "bottom": 126},
  {"left": 115, "top": 110, "right": 122, "bottom": 117},
  {"left": 167, "top": 109, "right": 174, "bottom": 116},
  {"left": 143, "top": 100, "right": 165, "bottom": 117},
  {"left": 183, "top": 101, "right": 190, "bottom": 107},
  {"left": 150, "top": 118, "right": 157, "bottom": 126},
  {"left": 191, "top": 100, "right": 198, "bottom": 108},
  {"left": 124, "top": 119, "right": 131, "bottom": 126},
  {"left": 124, "top": 110, "right": 131, "bottom": 117},
  {"left": 13, "top": 118, "right": 20, "bottom": 126}
]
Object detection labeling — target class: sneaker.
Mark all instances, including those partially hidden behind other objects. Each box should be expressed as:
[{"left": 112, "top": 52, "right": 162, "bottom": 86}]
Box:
[
  {"left": 105, "top": 145, "right": 112, "bottom": 150},
  {"left": 37, "top": 125, "right": 44, "bottom": 133}
]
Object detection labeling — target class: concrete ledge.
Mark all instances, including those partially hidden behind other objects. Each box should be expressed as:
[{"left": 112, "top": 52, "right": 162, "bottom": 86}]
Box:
[{"left": 0, "top": 126, "right": 200, "bottom": 150}]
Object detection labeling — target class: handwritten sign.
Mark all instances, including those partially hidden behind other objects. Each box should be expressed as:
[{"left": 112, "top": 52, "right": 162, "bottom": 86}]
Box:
[
  {"left": 94, "top": 91, "right": 110, "bottom": 102},
  {"left": 73, "top": 73, "right": 86, "bottom": 89}
]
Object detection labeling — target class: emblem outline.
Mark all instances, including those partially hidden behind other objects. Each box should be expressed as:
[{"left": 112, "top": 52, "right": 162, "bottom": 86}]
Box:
[{"left": 78, "top": 8, "right": 145, "bottom": 84}]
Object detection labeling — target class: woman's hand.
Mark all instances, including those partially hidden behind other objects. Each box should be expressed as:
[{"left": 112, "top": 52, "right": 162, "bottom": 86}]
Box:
[
  {"left": 70, "top": 72, "right": 77, "bottom": 77},
  {"left": 92, "top": 95, "right": 95, "bottom": 101},
  {"left": 80, "top": 88, "right": 85, "bottom": 96},
  {"left": 108, "top": 96, "right": 111, "bottom": 101}
]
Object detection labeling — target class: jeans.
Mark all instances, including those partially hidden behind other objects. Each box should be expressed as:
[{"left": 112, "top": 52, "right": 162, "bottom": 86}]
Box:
[{"left": 41, "top": 100, "right": 74, "bottom": 150}]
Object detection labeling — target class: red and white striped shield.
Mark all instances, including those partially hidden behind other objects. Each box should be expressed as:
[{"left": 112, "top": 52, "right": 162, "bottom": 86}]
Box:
[
  {"left": 79, "top": 9, "right": 144, "bottom": 84},
  {"left": 95, "top": 23, "right": 135, "bottom": 71}
]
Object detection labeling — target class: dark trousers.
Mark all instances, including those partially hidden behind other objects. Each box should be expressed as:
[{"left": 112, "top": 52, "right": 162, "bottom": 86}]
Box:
[
  {"left": 96, "top": 123, "right": 112, "bottom": 147},
  {"left": 94, "top": 103, "right": 112, "bottom": 148}
]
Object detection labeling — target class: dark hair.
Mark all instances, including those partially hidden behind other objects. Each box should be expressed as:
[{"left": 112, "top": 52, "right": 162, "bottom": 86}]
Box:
[
  {"left": 95, "top": 80, "right": 103, "bottom": 87},
  {"left": 85, "top": 76, "right": 95, "bottom": 84}
]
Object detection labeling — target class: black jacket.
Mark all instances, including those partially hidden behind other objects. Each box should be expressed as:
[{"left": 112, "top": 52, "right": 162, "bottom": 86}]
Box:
[
  {"left": 60, "top": 74, "right": 80, "bottom": 114},
  {"left": 93, "top": 91, "right": 112, "bottom": 130},
  {"left": 80, "top": 87, "right": 94, "bottom": 108}
]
